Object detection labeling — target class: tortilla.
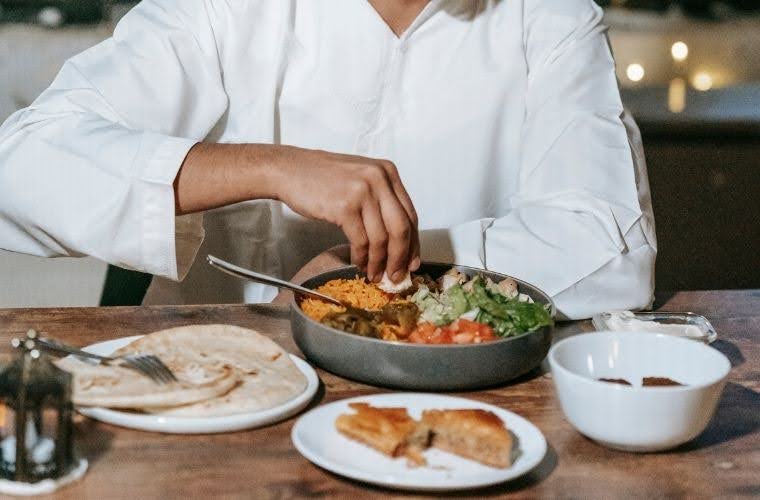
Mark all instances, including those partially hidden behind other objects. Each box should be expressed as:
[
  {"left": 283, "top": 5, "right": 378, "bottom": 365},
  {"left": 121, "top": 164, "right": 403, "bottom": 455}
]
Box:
[
  {"left": 113, "top": 324, "right": 308, "bottom": 417},
  {"left": 57, "top": 357, "right": 237, "bottom": 409}
]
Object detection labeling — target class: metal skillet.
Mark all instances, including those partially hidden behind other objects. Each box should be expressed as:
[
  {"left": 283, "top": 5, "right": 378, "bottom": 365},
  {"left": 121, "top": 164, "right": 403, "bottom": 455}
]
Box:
[{"left": 290, "top": 262, "right": 556, "bottom": 391}]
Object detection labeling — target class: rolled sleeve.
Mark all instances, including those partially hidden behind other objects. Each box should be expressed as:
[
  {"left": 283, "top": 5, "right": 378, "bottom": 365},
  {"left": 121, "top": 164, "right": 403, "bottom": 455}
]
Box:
[{"left": 140, "top": 134, "right": 201, "bottom": 281}]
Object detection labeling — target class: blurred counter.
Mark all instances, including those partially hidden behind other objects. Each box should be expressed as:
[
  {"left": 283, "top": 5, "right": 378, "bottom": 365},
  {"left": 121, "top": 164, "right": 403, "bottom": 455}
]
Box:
[
  {"left": 606, "top": 7, "right": 760, "bottom": 137},
  {"left": 622, "top": 85, "right": 760, "bottom": 137}
]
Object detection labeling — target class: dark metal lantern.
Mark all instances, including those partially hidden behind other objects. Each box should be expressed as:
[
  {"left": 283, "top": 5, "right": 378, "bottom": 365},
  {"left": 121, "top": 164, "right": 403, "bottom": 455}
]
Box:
[{"left": 0, "top": 330, "right": 75, "bottom": 483}]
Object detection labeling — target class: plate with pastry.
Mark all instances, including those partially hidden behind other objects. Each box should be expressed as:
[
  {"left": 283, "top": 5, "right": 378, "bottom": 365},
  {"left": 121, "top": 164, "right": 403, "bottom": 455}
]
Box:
[{"left": 291, "top": 393, "right": 547, "bottom": 491}]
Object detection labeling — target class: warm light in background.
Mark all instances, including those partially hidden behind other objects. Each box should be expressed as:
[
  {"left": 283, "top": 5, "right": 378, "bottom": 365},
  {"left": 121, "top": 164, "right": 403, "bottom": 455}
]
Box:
[
  {"left": 626, "top": 63, "right": 645, "bottom": 82},
  {"left": 671, "top": 41, "right": 689, "bottom": 62},
  {"left": 668, "top": 78, "right": 687, "bottom": 113},
  {"left": 692, "top": 72, "right": 714, "bottom": 91}
]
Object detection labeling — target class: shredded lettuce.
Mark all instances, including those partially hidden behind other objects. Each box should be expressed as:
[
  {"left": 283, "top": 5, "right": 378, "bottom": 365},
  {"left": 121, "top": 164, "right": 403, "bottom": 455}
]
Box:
[
  {"left": 411, "top": 275, "right": 553, "bottom": 337},
  {"left": 411, "top": 284, "right": 469, "bottom": 325},
  {"left": 467, "top": 277, "right": 553, "bottom": 336}
]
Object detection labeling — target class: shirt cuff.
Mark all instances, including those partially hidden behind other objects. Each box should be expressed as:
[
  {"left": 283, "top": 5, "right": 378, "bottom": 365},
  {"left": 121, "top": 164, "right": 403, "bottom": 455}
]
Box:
[{"left": 138, "top": 133, "right": 200, "bottom": 281}]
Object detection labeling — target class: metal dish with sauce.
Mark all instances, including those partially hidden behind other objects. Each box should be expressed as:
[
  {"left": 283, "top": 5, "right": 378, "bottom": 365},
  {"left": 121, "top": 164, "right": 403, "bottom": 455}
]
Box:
[{"left": 290, "top": 263, "right": 555, "bottom": 391}]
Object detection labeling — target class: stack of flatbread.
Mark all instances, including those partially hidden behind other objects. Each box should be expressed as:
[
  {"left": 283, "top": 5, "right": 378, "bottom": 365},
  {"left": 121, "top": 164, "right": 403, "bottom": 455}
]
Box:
[{"left": 57, "top": 325, "right": 307, "bottom": 417}]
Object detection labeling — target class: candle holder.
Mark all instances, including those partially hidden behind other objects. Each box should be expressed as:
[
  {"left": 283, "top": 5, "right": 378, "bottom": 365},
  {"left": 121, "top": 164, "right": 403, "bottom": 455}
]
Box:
[{"left": 0, "top": 330, "right": 87, "bottom": 495}]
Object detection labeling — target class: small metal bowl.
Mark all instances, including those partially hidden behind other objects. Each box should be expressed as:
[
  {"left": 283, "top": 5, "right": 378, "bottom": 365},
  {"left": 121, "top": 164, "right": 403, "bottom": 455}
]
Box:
[{"left": 290, "top": 263, "right": 555, "bottom": 391}]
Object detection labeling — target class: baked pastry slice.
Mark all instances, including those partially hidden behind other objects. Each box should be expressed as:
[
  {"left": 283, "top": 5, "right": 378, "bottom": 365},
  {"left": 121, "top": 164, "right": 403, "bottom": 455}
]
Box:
[
  {"left": 336, "top": 403, "right": 430, "bottom": 466},
  {"left": 422, "top": 409, "right": 513, "bottom": 468}
]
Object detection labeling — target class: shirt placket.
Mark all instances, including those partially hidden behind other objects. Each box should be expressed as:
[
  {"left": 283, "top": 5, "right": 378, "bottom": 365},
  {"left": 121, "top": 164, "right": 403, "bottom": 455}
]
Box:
[
  {"left": 355, "top": 0, "right": 443, "bottom": 155},
  {"left": 355, "top": 38, "right": 407, "bottom": 155}
]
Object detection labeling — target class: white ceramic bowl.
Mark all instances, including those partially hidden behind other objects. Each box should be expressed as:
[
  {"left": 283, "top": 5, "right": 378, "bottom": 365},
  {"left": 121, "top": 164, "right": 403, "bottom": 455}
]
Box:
[{"left": 548, "top": 331, "right": 730, "bottom": 452}]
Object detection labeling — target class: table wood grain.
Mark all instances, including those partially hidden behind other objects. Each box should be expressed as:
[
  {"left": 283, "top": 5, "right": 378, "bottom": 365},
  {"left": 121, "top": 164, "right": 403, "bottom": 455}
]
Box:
[{"left": 0, "top": 289, "right": 757, "bottom": 499}]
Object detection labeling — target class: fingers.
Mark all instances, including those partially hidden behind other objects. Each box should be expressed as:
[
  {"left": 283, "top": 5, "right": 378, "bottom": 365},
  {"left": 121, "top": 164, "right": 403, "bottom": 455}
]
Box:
[
  {"left": 379, "top": 161, "right": 418, "bottom": 228},
  {"left": 340, "top": 214, "right": 369, "bottom": 273},
  {"left": 361, "top": 200, "right": 389, "bottom": 282},
  {"left": 378, "top": 197, "right": 412, "bottom": 282},
  {"left": 364, "top": 166, "right": 413, "bottom": 282},
  {"left": 328, "top": 155, "right": 417, "bottom": 282},
  {"left": 408, "top": 236, "right": 421, "bottom": 272},
  {"left": 378, "top": 161, "right": 420, "bottom": 274}
]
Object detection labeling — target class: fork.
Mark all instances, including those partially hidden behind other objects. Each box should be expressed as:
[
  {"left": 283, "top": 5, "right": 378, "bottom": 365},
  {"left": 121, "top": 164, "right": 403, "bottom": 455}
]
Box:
[{"left": 35, "top": 336, "right": 178, "bottom": 384}]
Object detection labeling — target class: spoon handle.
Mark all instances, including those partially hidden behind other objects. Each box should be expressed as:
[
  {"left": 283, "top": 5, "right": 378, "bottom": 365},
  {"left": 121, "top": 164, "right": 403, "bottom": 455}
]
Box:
[{"left": 206, "top": 255, "right": 343, "bottom": 306}]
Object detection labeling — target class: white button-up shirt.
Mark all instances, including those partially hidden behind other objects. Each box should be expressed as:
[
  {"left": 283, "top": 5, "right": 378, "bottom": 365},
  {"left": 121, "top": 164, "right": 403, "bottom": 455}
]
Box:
[{"left": 0, "top": 0, "right": 656, "bottom": 319}]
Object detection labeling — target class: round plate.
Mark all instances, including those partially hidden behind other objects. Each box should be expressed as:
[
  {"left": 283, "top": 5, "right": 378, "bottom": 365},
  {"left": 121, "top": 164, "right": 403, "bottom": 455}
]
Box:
[
  {"left": 291, "top": 393, "right": 547, "bottom": 491},
  {"left": 75, "top": 336, "right": 319, "bottom": 434}
]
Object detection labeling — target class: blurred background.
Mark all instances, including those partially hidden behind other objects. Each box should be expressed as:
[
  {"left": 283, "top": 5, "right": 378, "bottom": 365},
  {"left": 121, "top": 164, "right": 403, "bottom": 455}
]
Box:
[{"left": 0, "top": 0, "right": 758, "bottom": 307}]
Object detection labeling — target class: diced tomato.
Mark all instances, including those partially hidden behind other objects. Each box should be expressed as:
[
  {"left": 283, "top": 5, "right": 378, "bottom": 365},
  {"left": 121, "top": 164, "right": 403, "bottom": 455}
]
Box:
[
  {"left": 408, "top": 320, "right": 496, "bottom": 344},
  {"left": 427, "top": 328, "right": 452, "bottom": 344},
  {"left": 454, "top": 319, "right": 479, "bottom": 334},
  {"left": 449, "top": 319, "right": 496, "bottom": 341},
  {"left": 408, "top": 323, "right": 437, "bottom": 344},
  {"left": 407, "top": 330, "right": 423, "bottom": 343},
  {"left": 452, "top": 332, "right": 475, "bottom": 344}
]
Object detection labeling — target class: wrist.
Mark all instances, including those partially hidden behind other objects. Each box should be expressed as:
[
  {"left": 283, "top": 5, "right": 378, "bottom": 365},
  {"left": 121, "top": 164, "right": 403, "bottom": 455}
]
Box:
[
  {"left": 236, "top": 144, "right": 290, "bottom": 202},
  {"left": 252, "top": 144, "right": 310, "bottom": 203}
]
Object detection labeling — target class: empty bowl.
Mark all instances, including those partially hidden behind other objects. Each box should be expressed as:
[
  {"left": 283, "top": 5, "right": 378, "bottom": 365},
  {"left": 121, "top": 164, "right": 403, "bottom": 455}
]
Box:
[{"left": 548, "top": 331, "right": 730, "bottom": 452}]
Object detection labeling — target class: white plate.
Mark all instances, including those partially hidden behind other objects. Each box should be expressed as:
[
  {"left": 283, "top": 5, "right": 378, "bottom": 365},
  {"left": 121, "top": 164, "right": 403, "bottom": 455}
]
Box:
[
  {"left": 74, "top": 335, "right": 319, "bottom": 434},
  {"left": 291, "top": 393, "right": 547, "bottom": 491}
]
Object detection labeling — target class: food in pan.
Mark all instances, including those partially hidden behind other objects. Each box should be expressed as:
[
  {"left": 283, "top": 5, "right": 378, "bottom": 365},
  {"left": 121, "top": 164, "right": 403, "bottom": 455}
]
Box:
[
  {"left": 300, "top": 276, "right": 391, "bottom": 320},
  {"left": 378, "top": 270, "right": 413, "bottom": 294},
  {"left": 407, "top": 319, "right": 496, "bottom": 344},
  {"left": 300, "top": 267, "right": 552, "bottom": 344},
  {"left": 336, "top": 403, "right": 517, "bottom": 469},
  {"left": 58, "top": 325, "right": 307, "bottom": 416}
]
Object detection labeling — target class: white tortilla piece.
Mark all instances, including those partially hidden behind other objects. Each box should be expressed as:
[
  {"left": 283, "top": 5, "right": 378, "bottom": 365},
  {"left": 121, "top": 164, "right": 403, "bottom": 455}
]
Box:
[
  {"left": 56, "top": 357, "right": 237, "bottom": 409},
  {"left": 113, "top": 324, "right": 308, "bottom": 417},
  {"left": 378, "top": 271, "right": 413, "bottom": 294}
]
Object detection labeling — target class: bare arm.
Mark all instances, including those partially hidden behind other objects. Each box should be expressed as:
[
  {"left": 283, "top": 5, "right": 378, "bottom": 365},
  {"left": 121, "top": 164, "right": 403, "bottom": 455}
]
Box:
[
  {"left": 174, "top": 143, "right": 421, "bottom": 282},
  {"left": 174, "top": 143, "right": 281, "bottom": 215}
]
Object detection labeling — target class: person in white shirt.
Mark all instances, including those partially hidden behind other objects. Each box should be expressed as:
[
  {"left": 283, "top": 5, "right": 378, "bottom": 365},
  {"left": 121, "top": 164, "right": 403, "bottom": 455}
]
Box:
[{"left": 0, "top": 0, "right": 656, "bottom": 319}]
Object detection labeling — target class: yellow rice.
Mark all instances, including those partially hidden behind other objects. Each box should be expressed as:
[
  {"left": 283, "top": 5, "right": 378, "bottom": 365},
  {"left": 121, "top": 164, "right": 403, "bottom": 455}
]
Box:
[{"left": 300, "top": 276, "right": 391, "bottom": 322}]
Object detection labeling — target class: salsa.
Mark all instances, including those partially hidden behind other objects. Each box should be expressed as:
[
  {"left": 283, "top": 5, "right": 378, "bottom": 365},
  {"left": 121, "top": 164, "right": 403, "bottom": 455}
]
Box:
[{"left": 408, "top": 320, "right": 496, "bottom": 345}]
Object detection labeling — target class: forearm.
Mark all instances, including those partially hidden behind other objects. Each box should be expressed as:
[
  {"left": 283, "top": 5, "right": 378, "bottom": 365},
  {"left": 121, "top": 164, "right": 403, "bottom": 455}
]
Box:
[
  {"left": 174, "top": 142, "right": 299, "bottom": 215},
  {"left": 173, "top": 142, "right": 420, "bottom": 280}
]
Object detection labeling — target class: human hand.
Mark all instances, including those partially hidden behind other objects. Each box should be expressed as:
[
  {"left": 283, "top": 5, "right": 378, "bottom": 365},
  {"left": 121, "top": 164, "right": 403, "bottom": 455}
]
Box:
[{"left": 275, "top": 147, "right": 420, "bottom": 282}]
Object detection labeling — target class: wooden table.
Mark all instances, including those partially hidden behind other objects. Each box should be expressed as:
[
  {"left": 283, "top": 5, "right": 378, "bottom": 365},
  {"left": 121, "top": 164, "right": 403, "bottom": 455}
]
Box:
[{"left": 0, "top": 289, "right": 758, "bottom": 499}]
